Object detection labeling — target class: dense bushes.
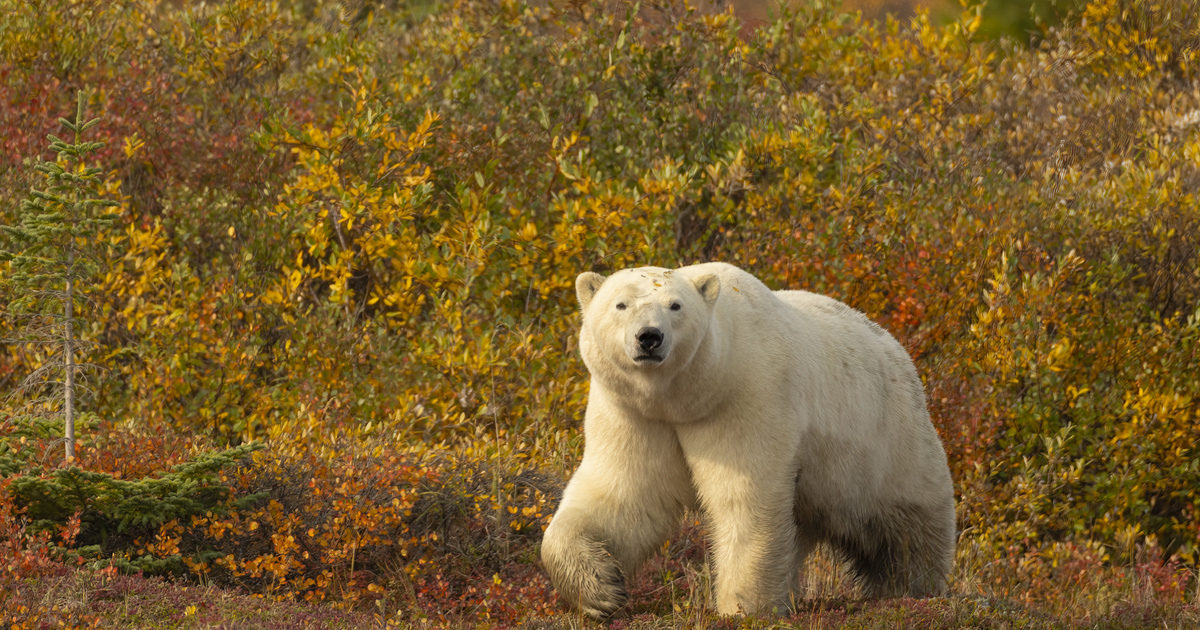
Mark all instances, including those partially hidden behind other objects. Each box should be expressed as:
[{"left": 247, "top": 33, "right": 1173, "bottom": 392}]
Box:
[{"left": 2, "top": 0, "right": 1199, "bottom": 626}]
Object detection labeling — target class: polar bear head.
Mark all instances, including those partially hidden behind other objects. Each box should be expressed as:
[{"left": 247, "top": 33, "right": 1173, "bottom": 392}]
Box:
[{"left": 575, "top": 268, "right": 721, "bottom": 377}]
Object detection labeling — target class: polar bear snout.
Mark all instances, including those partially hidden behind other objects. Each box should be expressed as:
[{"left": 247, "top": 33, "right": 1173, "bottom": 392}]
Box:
[
  {"left": 637, "top": 327, "right": 663, "bottom": 351},
  {"left": 631, "top": 326, "right": 667, "bottom": 363}
]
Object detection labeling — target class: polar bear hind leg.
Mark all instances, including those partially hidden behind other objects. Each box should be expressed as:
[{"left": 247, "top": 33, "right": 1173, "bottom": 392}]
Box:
[{"left": 827, "top": 502, "right": 953, "bottom": 597}]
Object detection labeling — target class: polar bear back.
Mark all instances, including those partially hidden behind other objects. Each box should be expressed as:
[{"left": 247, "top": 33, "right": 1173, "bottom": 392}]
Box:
[
  {"left": 772, "top": 288, "right": 951, "bottom": 512},
  {"left": 677, "top": 263, "right": 950, "bottom": 505}
]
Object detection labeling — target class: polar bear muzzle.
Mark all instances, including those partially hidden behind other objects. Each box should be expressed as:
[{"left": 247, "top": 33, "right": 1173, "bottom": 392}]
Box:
[{"left": 634, "top": 327, "right": 665, "bottom": 362}]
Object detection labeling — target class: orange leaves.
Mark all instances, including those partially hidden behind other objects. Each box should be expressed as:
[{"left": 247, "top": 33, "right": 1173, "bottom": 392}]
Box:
[
  {"left": 106, "top": 444, "right": 558, "bottom": 622},
  {"left": 268, "top": 83, "right": 440, "bottom": 317}
]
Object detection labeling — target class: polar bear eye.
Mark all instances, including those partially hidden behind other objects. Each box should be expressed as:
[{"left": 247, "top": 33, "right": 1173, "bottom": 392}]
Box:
[
  {"left": 670, "top": 302, "right": 681, "bottom": 311},
  {"left": 616, "top": 302, "right": 627, "bottom": 311}
]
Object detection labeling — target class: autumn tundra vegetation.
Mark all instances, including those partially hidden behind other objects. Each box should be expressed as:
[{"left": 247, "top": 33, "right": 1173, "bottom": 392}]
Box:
[{"left": 0, "top": 0, "right": 1198, "bottom": 627}]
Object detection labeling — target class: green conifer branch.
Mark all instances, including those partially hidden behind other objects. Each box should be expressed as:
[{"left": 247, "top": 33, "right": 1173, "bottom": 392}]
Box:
[{"left": 1, "top": 89, "right": 119, "bottom": 463}]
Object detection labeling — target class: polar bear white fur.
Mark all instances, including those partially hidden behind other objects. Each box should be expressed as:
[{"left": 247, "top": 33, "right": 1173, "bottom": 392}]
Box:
[{"left": 540, "top": 262, "right": 955, "bottom": 617}]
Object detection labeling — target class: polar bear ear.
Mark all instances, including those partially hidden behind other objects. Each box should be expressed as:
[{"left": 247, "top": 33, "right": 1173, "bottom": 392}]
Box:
[
  {"left": 692, "top": 273, "right": 720, "bottom": 306},
  {"left": 575, "top": 272, "right": 606, "bottom": 310}
]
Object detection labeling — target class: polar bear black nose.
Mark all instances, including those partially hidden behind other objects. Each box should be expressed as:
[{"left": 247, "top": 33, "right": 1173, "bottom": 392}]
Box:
[{"left": 637, "top": 327, "right": 664, "bottom": 351}]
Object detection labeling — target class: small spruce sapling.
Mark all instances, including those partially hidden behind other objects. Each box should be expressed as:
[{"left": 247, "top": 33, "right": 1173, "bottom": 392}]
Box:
[{"left": 0, "top": 90, "right": 119, "bottom": 463}]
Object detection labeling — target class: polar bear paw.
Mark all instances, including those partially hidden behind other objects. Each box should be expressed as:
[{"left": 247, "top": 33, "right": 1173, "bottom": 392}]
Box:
[
  {"left": 577, "top": 559, "right": 627, "bottom": 619},
  {"left": 542, "top": 533, "right": 628, "bottom": 618}
]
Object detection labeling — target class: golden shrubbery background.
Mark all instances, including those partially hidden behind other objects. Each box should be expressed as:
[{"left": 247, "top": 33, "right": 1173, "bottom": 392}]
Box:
[{"left": 1, "top": 0, "right": 1199, "bottom": 626}]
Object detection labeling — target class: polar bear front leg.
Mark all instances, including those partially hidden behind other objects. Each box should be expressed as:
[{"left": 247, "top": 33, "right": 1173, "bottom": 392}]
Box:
[
  {"left": 703, "top": 475, "right": 800, "bottom": 614},
  {"left": 542, "top": 399, "right": 695, "bottom": 618},
  {"left": 678, "top": 422, "right": 802, "bottom": 615},
  {"left": 540, "top": 507, "right": 630, "bottom": 618}
]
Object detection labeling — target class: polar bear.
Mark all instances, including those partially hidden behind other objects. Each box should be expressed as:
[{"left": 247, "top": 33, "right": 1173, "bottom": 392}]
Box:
[{"left": 540, "top": 262, "right": 955, "bottom": 617}]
